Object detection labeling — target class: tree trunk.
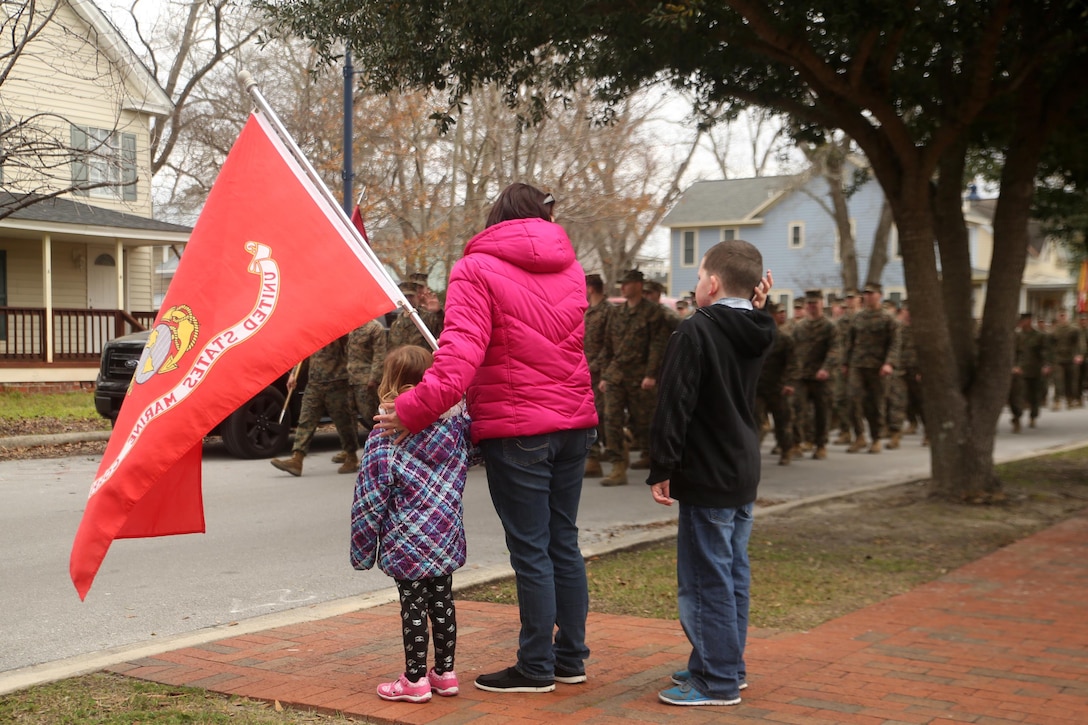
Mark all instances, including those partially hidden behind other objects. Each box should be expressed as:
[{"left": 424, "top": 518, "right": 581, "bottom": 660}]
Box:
[
  {"left": 825, "top": 152, "right": 858, "bottom": 292},
  {"left": 887, "top": 175, "right": 1001, "bottom": 500},
  {"left": 866, "top": 200, "right": 893, "bottom": 286}
]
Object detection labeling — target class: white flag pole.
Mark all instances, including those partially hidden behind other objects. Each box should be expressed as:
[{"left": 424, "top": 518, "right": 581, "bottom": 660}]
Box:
[{"left": 238, "top": 70, "right": 439, "bottom": 352}]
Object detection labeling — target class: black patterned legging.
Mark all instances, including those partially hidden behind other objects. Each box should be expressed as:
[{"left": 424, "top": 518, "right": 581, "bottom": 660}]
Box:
[{"left": 396, "top": 575, "right": 457, "bottom": 681}]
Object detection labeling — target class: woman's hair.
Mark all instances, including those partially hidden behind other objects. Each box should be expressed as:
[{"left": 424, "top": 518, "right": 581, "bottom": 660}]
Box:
[
  {"left": 378, "top": 345, "right": 434, "bottom": 406},
  {"left": 485, "top": 182, "right": 555, "bottom": 228}
]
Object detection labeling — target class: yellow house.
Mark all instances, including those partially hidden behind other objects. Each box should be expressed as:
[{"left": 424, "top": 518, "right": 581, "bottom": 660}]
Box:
[
  {"left": 964, "top": 198, "right": 1079, "bottom": 321},
  {"left": 0, "top": 0, "right": 189, "bottom": 387}
]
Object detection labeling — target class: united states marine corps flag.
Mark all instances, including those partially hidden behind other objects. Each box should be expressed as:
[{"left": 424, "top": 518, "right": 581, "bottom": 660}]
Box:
[{"left": 70, "top": 107, "right": 404, "bottom": 600}]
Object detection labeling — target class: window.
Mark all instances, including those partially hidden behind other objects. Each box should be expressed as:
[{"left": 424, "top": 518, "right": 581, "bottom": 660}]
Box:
[
  {"left": 721, "top": 227, "right": 738, "bottom": 242},
  {"left": 681, "top": 230, "right": 696, "bottom": 267},
  {"left": 788, "top": 222, "right": 805, "bottom": 249},
  {"left": 71, "top": 125, "right": 137, "bottom": 201},
  {"left": 776, "top": 292, "right": 791, "bottom": 311}
]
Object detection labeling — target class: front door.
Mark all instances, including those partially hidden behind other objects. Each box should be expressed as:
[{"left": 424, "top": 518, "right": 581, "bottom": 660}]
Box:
[
  {"left": 86, "top": 247, "right": 120, "bottom": 354},
  {"left": 87, "top": 247, "right": 118, "bottom": 310}
]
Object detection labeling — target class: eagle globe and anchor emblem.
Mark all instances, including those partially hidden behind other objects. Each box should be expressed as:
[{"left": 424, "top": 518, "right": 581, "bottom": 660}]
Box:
[{"left": 132, "top": 304, "right": 200, "bottom": 387}]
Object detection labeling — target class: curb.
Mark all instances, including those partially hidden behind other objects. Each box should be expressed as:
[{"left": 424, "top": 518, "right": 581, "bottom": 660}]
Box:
[{"left": 0, "top": 430, "right": 111, "bottom": 450}]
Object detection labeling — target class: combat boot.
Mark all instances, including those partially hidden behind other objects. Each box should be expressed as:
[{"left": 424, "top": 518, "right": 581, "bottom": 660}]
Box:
[
  {"left": 630, "top": 452, "right": 651, "bottom": 470},
  {"left": 778, "top": 451, "right": 791, "bottom": 466},
  {"left": 846, "top": 435, "right": 867, "bottom": 453},
  {"left": 601, "top": 459, "right": 628, "bottom": 487},
  {"left": 337, "top": 452, "right": 359, "bottom": 474},
  {"left": 833, "top": 430, "right": 853, "bottom": 445},
  {"left": 868, "top": 439, "right": 882, "bottom": 454},
  {"left": 271, "top": 451, "right": 304, "bottom": 477},
  {"left": 812, "top": 446, "right": 827, "bottom": 460},
  {"left": 584, "top": 457, "right": 603, "bottom": 478},
  {"left": 1011, "top": 418, "right": 1021, "bottom": 434},
  {"left": 331, "top": 451, "right": 348, "bottom": 464},
  {"left": 886, "top": 432, "right": 901, "bottom": 450}
]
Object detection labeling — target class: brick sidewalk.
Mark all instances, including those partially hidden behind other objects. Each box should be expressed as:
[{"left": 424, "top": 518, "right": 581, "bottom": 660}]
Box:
[{"left": 110, "top": 511, "right": 1088, "bottom": 724}]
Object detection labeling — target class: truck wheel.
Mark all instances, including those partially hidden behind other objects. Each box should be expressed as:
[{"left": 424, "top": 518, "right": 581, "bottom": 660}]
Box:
[{"left": 221, "top": 387, "right": 291, "bottom": 458}]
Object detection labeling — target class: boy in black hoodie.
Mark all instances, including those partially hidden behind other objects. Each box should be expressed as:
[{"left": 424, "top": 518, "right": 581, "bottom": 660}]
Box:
[{"left": 647, "top": 240, "right": 775, "bottom": 706}]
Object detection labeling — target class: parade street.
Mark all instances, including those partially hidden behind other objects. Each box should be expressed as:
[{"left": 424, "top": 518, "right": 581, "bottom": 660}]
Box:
[{"left": 2, "top": 407, "right": 1086, "bottom": 692}]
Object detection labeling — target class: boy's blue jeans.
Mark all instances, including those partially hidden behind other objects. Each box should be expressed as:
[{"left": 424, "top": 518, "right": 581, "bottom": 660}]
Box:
[
  {"left": 677, "top": 501, "right": 754, "bottom": 699},
  {"left": 480, "top": 429, "right": 594, "bottom": 680}
]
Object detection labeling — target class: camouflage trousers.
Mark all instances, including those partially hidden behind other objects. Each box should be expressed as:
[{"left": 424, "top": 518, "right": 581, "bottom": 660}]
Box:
[
  {"left": 1008, "top": 374, "right": 1044, "bottom": 422},
  {"left": 1053, "top": 362, "right": 1081, "bottom": 404},
  {"left": 350, "top": 383, "right": 379, "bottom": 431},
  {"left": 588, "top": 371, "right": 607, "bottom": 461},
  {"left": 604, "top": 378, "right": 654, "bottom": 460},
  {"left": 755, "top": 390, "right": 792, "bottom": 454},
  {"left": 292, "top": 380, "right": 359, "bottom": 455},
  {"left": 889, "top": 368, "right": 925, "bottom": 431},
  {"left": 848, "top": 367, "right": 890, "bottom": 440},
  {"left": 797, "top": 379, "right": 831, "bottom": 447},
  {"left": 832, "top": 367, "right": 854, "bottom": 434}
]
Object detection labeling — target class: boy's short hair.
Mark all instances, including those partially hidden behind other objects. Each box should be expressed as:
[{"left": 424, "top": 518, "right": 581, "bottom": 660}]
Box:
[{"left": 702, "top": 240, "right": 763, "bottom": 297}]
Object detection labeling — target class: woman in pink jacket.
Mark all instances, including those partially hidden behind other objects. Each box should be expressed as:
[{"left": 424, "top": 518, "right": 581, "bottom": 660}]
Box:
[{"left": 375, "top": 182, "right": 598, "bottom": 694}]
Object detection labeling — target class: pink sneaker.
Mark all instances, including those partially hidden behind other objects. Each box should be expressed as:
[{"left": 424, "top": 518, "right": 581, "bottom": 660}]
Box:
[
  {"left": 427, "top": 667, "right": 459, "bottom": 696},
  {"left": 376, "top": 673, "right": 432, "bottom": 703}
]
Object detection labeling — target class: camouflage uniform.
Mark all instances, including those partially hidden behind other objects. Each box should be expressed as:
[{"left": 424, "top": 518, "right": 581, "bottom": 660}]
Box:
[
  {"left": 846, "top": 307, "right": 901, "bottom": 445},
  {"left": 600, "top": 298, "right": 670, "bottom": 462},
  {"left": 388, "top": 308, "right": 442, "bottom": 351},
  {"left": 1009, "top": 323, "right": 1051, "bottom": 426},
  {"left": 1049, "top": 318, "right": 1085, "bottom": 408},
  {"left": 887, "top": 321, "right": 922, "bottom": 437},
  {"left": 346, "top": 319, "right": 388, "bottom": 430},
  {"left": 292, "top": 336, "right": 358, "bottom": 456},
  {"left": 756, "top": 323, "right": 799, "bottom": 463},
  {"left": 832, "top": 309, "right": 856, "bottom": 441},
  {"left": 792, "top": 314, "right": 840, "bottom": 448},
  {"left": 584, "top": 296, "right": 613, "bottom": 461}
]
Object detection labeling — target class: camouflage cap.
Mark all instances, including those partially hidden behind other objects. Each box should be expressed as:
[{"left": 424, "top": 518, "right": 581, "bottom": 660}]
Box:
[
  {"left": 619, "top": 268, "right": 645, "bottom": 284},
  {"left": 804, "top": 289, "right": 823, "bottom": 301},
  {"left": 862, "top": 282, "right": 883, "bottom": 294},
  {"left": 398, "top": 281, "right": 419, "bottom": 295},
  {"left": 644, "top": 279, "right": 664, "bottom": 294}
]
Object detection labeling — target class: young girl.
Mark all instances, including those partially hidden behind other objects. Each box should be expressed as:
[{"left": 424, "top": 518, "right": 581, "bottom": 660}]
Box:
[{"left": 350, "top": 345, "right": 477, "bottom": 703}]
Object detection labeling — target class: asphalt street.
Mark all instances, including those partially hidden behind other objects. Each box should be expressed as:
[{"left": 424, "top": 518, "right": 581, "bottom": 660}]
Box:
[{"left": 1, "top": 407, "right": 1086, "bottom": 694}]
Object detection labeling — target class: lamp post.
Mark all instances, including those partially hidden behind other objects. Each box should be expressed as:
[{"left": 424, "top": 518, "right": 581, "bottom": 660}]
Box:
[{"left": 342, "top": 50, "right": 354, "bottom": 215}]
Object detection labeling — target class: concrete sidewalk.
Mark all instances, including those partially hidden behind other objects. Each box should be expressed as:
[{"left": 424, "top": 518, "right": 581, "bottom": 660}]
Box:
[{"left": 109, "top": 508, "right": 1088, "bottom": 724}]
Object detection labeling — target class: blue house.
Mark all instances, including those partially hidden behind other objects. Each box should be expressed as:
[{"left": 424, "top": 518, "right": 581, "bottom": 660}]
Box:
[{"left": 661, "top": 173, "right": 905, "bottom": 310}]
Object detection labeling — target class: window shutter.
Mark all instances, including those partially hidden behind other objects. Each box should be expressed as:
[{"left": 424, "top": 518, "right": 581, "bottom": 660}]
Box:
[
  {"left": 70, "top": 125, "right": 89, "bottom": 195},
  {"left": 121, "top": 133, "right": 137, "bottom": 201}
]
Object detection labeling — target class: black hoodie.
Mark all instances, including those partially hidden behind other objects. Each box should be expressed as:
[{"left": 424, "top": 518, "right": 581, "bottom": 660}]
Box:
[{"left": 646, "top": 302, "right": 776, "bottom": 508}]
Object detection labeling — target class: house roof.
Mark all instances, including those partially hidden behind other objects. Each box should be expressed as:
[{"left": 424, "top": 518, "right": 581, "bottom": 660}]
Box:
[
  {"left": 662, "top": 176, "right": 793, "bottom": 227},
  {"left": 68, "top": 0, "right": 173, "bottom": 116},
  {"left": 0, "top": 192, "right": 191, "bottom": 244}
]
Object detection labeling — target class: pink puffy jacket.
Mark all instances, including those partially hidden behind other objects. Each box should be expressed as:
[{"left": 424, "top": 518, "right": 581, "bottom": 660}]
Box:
[{"left": 394, "top": 217, "right": 598, "bottom": 444}]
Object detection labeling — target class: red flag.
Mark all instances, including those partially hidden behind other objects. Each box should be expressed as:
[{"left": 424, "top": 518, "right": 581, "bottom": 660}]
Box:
[
  {"left": 350, "top": 205, "right": 370, "bottom": 244},
  {"left": 70, "top": 113, "right": 400, "bottom": 600},
  {"left": 1078, "top": 260, "right": 1087, "bottom": 314}
]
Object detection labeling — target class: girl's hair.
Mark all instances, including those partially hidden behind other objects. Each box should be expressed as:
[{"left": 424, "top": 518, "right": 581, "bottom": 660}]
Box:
[
  {"left": 378, "top": 345, "right": 434, "bottom": 405},
  {"left": 485, "top": 182, "right": 555, "bottom": 228}
]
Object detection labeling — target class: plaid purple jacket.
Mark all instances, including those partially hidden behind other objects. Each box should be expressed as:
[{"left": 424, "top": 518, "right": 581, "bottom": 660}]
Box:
[{"left": 350, "top": 407, "right": 478, "bottom": 581}]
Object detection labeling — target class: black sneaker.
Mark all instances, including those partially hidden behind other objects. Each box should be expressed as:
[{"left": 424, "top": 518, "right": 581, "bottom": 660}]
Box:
[
  {"left": 554, "top": 666, "right": 587, "bottom": 684},
  {"left": 474, "top": 667, "right": 555, "bottom": 693}
]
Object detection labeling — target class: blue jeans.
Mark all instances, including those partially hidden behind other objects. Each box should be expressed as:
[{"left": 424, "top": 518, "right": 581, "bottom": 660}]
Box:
[
  {"left": 480, "top": 428, "right": 594, "bottom": 680},
  {"left": 677, "top": 501, "right": 753, "bottom": 699}
]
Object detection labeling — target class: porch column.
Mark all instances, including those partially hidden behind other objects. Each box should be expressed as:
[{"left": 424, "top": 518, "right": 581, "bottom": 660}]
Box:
[
  {"left": 115, "top": 239, "right": 124, "bottom": 309},
  {"left": 42, "top": 233, "right": 53, "bottom": 364}
]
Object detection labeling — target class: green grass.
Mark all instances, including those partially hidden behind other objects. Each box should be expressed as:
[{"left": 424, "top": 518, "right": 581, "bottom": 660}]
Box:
[{"left": 0, "top": 390, "right": 99, "bottom": 421}]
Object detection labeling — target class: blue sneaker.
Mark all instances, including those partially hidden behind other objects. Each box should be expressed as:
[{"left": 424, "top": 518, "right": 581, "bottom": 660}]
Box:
[
  {"left": 671, "top": 669, "right": 747, "bottom": 690},
  {"left": 658, "top": 682, "right": 741, "bottom": 706}
]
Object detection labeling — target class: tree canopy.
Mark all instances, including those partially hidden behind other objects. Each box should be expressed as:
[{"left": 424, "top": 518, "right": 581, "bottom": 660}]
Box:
[{"left": 258, "top": 0, "right": 1088, "bottom": 498}]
